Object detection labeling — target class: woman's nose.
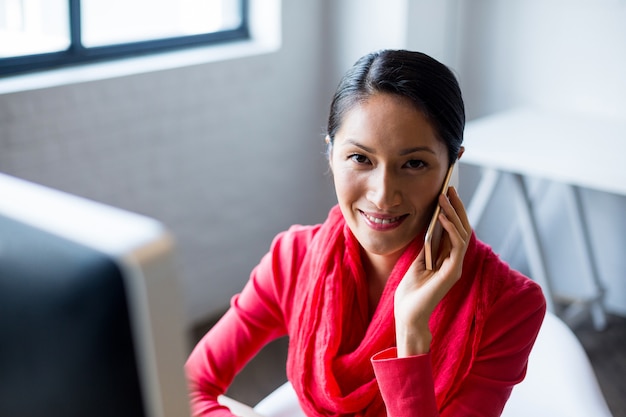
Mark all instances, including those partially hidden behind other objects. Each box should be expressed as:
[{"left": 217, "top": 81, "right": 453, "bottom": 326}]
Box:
[{"left": 366, "top": 168, "right": 402, "bottom": 209}]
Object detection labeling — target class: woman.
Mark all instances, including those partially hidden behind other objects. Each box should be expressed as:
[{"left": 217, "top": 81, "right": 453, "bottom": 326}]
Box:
[{"left": 186, "top": 50, "right": 546, "bottom": 416}]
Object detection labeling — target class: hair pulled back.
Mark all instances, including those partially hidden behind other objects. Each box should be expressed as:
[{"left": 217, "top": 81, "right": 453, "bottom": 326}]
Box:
[{"left": 327, "top": 50, "right": 465, "bottom": 165}]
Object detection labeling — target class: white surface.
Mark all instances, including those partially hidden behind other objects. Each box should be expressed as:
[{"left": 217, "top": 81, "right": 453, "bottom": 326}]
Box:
[
  {"left": 218, "top": 396, "right": 266, "bottom": 417},
  {"left": 0, "top": 172, "right": 165, "bottom": 256},
  {"left": 253, "top": 382, "right": 304, "bottom": 417},
  {"left": 501, "top": 311, "right": 613, "bottom": 417},
  {"left": 462, "top": 108, "right": 626, "bottom": 196}
]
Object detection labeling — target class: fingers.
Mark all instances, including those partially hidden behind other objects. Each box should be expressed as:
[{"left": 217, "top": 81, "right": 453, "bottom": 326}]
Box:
[
  {"left": 439, "top": 186, "right": 471, "bottom": 240},
  {"left": 395, "top": 187, "right": 472, "bottom": 344},
  {"left": 435, "top": 187, "right": 471, "bottom": 269},
  {"left": 411, "top": 187, "right": 471, "bottom": 275},
  {"left": 449, "top": 186, "right": 471, "bottom": 233}
]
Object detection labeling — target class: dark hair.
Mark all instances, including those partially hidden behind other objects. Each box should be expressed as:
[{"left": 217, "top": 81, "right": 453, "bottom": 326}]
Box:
[{"left": 326, "top": 50, "right": 465, "bottom": 165}]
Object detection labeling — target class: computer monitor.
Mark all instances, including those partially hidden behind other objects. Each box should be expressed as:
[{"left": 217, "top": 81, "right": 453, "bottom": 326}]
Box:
[{"left": 0, "top": 173, "right": 190, "bottom": 417}]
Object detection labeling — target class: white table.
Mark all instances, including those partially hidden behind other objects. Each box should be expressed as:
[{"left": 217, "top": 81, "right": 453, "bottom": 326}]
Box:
[{"left": 462, "top": 107, "right": 626, "bottom": 330}]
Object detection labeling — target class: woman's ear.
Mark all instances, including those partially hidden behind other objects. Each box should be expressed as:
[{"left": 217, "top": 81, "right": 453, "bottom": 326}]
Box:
[
  {"left": 325, "top": 135, "right": 333, "bottom": 170},
  {"left": 457, "top": 146, "right": 465, "bottom": 161}
]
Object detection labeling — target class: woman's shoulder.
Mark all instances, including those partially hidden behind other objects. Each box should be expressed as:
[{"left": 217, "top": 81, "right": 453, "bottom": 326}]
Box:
[
  {"left": 472, "top": 236, "right": 546, "bottom": 309},
  {"left": 270, "top": 223, "right": 323, "bottom": 254},
  {"left": 271, "top": 206, "right": 342, "bottom": 251},
  {"left": 262, "top": 222, "right": 325, "bottom": 280},
  {"left": 469, "top": 237, "right": 547, "bottom": 350}
]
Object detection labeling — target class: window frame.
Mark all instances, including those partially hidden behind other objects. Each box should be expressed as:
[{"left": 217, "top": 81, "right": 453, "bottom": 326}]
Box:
[{"left": 0, "top": 0, "right": 249, "bottom": 77}]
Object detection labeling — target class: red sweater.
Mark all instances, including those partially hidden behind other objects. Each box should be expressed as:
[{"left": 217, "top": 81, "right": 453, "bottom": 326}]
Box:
[{"left": 186, "top": 223, "right": 546, "bottom": 416}]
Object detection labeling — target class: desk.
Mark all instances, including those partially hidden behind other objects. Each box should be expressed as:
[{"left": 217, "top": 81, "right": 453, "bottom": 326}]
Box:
[{"left": 462, "top": 108, "right": 626, "bottom": 330}]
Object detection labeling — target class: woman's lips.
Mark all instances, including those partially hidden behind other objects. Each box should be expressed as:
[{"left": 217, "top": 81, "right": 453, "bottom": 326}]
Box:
[{"left": 360, "top": 210, "right": 408, "bottom": 231}]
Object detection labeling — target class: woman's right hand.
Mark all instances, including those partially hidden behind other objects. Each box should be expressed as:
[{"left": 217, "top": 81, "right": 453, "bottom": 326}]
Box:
[{"left": 393, "top": 187, "right": 472, "bottom": 357}]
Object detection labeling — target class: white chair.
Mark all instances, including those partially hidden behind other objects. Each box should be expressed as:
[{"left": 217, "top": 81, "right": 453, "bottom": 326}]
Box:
[
  {"left": 501, "top": 311, "right": 613, "bottom": 417},
  {"left": 223, "top": 311, "right": 613, "bottom": 417},
  {"left": 253, "top": 381, "right": 303, "bottom": 417}
]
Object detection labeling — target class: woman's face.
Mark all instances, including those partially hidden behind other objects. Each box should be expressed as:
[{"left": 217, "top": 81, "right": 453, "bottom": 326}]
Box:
[{"left": 329, "top": 93, "right": 450, "bottom": 262}]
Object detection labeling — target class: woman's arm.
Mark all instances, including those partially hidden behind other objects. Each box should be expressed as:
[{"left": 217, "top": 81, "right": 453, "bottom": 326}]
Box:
[
  {"left": 185, "top": 226, "right": 316, "bottom": 416},
  {"left": 185, "top": 271, "right": 286, "bottom": 416},
  {"left": 373, "top": 280, "right": 546, "bottom": 416},
  {"left": 384, "top": 186, "right": 546, "bottom": 416}
]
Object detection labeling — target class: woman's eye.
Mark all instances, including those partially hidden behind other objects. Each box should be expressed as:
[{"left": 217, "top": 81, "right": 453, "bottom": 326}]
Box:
[
  {"left": 349, "top": 154, "right": 370, "bottom": 164},
  {"left": 405, "top": 159, "right": 426, "bottom": 169}
]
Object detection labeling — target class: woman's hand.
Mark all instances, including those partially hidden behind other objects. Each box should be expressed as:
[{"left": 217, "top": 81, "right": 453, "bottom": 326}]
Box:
[{"left": 394, "top": 187, "right": 472, "bottom": 357}]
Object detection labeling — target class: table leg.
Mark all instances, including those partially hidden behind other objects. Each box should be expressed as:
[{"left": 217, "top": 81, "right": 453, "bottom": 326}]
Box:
[
  {"left": 467, "top": 168, "right": 500, "bottom": 227},
  {"left": 509, "top": 173, "right": 556, "bottom": 313},
  {"left": 499, "top": 179, "right": 551, "bottom": 262},
  {"left": 466, "top": 169, "right": 556, "bottom": 311},
  {"left": 562, "top": 185, "right": 607, "bottom": 330},
  {"left": 466, "top": 168, "right": 608, "bottom": 330}
]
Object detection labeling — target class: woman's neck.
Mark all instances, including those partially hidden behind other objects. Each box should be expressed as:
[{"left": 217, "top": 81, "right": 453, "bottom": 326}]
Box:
[{"left": 361, "top": 249, "right": 402, "bottom": 315}]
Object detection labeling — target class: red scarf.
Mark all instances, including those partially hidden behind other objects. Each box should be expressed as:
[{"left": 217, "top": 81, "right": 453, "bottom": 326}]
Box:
[{"left": 286, "top": 205, "right": 497, "bottom": 416}]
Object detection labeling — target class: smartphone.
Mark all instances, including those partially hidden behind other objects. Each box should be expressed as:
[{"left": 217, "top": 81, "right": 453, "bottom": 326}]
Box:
[{"left": 424, "top": 163, "right": 458, "bottom": 270}]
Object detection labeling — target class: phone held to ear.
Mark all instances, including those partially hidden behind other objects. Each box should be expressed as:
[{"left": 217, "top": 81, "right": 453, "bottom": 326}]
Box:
[{"left": 424, "top": 163, "right": 458, "bottom": 270}]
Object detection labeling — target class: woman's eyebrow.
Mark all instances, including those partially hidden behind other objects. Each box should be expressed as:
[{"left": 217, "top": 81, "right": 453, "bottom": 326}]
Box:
[
  {"left": 399, "top": 146, "right": 436, "bottom": 156},
  {"left": 343, "top": 140, "right": 436, "bottom": 156},
  {"left": 344, "top": 140, "right": 375, "bottom": 154}
]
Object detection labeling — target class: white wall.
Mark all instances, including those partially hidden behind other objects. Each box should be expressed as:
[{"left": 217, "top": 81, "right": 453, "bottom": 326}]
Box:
[
  {"left": 0, "top": 1, "right": 337, "bottom": 325},
  {"left": 326, "top": 0, "right": 409, "bottom": 79},
  {"left": 456, "top": 0, "right": 626, "bottom": 120}
]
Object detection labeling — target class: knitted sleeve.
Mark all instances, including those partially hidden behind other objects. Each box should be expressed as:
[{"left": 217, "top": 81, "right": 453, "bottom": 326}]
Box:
[
  {"left": 372, "top": 272, "right": 546, "bottom": 417},
  {"left": 184, "top": 225, "right": 318, "bottom": 416}
]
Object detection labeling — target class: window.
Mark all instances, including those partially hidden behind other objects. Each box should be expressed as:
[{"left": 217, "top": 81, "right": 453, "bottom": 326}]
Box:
[{"left": 0, "top": 0, "right": 249, "bottom": 76}]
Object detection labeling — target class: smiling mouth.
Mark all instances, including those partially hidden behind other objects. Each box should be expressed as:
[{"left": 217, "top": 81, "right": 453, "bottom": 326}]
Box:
[
  {"left": 360, "top": 211, "right": 408, "bottom": 229},
  {"left": 363, "top": 213, "right": 403, "bottom": 224}
]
